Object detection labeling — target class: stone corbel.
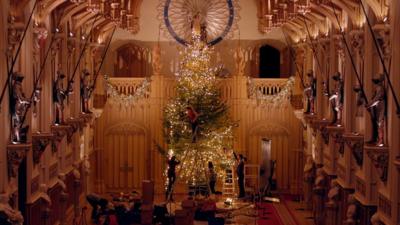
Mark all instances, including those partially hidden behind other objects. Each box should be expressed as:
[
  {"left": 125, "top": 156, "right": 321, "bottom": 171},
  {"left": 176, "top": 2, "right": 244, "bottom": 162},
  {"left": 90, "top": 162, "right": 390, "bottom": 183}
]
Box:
[
  {"left": 333, "top": 34, "right": 345, "bottom": 59},
  {"left": 349, "top": 29, "right": 364, "bottom": 58},
  {"left": 51, "top": 125, "right": 72, "bottom": 152},
  {"left": 317, "top": 37, "right": 330, "bottom": 53},
  {"left": 310, "top": 118, "right": 329, "bottom": 130},
  {"left": 66, "top": 117, "right": 85, "bottom": 131},
  {"left": 32, "top": 132, "right": 54, "bottom": 164},
  {"left": 67, "top": 36, "right": 77, "bottom": 56},
  {"left": 320, "top": 127, "right": 329, "bottom": 145},
  {"left": 50, "top": 34, "right": 63, "bottom": 59},
  {"left": 304, "top": 113, "right": 317, "bottom": 124},
  {"left": 7, "top": 15, "right": 24, "bottom": 55},
  {"left": 326, "top": 125, "right": 345, "bottom": 155},
  {"left": 343, "top": 133, "right": 364, "bottom": 166},
  {"left": 365, "top": 145, "right": 388, "bottom": 182},
  {"left": 65, "top": 117, "right": 85, "bottom": 142},
  {"left": 310, "top": 119, "right": 330, "bottom": 144},
  {"left": 79, "top": 112, "right": 94, "bottom": 125},
  {"left": 372, "top": 24, "right": 391, "bottom": 61},
  {"left": 7, "top": 143, "right": 31, "bottom": 178}
]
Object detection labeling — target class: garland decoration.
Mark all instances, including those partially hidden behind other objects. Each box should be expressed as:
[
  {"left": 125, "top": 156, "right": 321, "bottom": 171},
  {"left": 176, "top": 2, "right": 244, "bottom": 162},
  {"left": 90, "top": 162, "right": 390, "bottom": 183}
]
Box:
[
  {"left": 104, "top": 75, "right": 151, "bottom": 107},
  {"left": 247, "top": 76, "right": 295, "bottom": 106}
]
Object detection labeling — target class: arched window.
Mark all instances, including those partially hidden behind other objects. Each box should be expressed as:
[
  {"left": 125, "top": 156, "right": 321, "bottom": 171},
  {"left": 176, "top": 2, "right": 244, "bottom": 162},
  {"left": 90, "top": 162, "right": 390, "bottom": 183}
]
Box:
[
  {"left": 259, "top": 45, "right": 281, "bottom": 78},
  {"left": 114, "top": 44, "right": 149, "bottom": 77}
]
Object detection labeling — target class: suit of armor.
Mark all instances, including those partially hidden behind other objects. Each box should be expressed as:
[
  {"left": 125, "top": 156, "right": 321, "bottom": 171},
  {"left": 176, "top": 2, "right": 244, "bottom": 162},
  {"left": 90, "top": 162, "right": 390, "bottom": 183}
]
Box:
[
  {"left": 53, "top": 72, "right": 67, "bottom": 124},
  {"left": 367, "top": 74, "right": 386, "bottom": 146},
  {"left": 80, "top": 70, "right": 92, "bottom": 114},
  {"left": 329, "top": 73, "right": 344, "bottom": 125},
  {"left": 304, "top": 71, "right": 316, "bottom": 114},
  {"left": 10, "top": 73, "right": 30, "bottom": 143}
]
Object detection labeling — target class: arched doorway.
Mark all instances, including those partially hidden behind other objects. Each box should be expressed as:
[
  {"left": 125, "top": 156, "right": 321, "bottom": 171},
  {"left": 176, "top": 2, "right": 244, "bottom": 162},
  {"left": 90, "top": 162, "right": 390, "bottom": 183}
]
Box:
[{"left": 259, "top": 45, "right": 281, "bottom": 78}]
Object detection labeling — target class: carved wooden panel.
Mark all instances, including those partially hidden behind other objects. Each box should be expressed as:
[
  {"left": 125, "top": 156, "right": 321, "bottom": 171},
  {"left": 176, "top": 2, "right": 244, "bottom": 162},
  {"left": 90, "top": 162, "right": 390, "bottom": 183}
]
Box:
[{"left": 105, "top": 129, "right": 147, "bottom": 191}]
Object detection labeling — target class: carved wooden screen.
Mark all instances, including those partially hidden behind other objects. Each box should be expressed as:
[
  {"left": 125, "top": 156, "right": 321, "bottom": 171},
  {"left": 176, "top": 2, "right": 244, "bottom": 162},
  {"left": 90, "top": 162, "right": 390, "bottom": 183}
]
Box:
[{"left": 105, "top": 124, "right": 147, "bottom": 191}]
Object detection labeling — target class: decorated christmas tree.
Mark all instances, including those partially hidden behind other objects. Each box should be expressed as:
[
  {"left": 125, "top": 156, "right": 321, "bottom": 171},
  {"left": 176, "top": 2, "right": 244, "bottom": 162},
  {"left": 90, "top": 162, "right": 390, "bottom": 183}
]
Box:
[{"left": 162, "top": 32, "right": 236, "bottom": 185}]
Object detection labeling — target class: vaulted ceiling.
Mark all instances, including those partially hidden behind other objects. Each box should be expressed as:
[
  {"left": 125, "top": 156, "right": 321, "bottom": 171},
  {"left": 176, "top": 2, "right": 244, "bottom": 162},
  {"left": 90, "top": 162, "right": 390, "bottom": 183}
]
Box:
[
  {"left": 256, "top": 0, "right": 389, "bottom": 43},
  {"left": 8, "top": 0, "right": 390, "bottom": 43}
]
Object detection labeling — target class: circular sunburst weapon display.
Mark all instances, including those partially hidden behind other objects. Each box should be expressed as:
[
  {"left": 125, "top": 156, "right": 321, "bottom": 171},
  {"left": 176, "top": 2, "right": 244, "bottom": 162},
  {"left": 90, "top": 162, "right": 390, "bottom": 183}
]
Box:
[{"left": 158, "top": 0, "right": 240, "bottom": 46}]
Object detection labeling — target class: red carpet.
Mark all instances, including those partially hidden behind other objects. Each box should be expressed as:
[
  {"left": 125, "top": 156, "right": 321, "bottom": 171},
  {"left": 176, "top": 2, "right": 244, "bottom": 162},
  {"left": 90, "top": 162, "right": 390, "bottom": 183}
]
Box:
[{"left": 256, "top": 203, "right": 284, "bottom": 225}]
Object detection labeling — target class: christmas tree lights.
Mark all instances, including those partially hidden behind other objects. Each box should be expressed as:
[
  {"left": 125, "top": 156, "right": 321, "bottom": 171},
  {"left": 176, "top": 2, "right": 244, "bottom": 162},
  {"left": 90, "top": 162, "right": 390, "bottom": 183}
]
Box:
[{"left": 162, "top": 33, "right": 237, "bottom": 185}]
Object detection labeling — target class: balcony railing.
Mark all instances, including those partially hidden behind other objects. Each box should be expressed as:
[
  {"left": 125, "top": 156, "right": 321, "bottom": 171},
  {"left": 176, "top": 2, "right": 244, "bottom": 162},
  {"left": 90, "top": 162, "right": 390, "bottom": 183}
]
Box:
[
  {"left": 250, "top": 78, "right": 289, "bottom": 96},
  {"left": 108, "top": 77, "right": 150, "bottom": 96}
]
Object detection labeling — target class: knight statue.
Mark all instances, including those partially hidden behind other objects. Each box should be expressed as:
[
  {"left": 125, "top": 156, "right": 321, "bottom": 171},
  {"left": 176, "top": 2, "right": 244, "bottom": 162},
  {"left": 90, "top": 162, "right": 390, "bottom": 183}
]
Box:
[
  {"left": 10, "top": 72, "right": 30, "bottom": 144},
  {"left": 80, "top": 69, "right": 93, "bottom": 114},
  {"left": 304, "top": 70, "right": 316, "bottom": 114},
  {"left": 329, "top": 72, "right": 344, "bottom": 125},
  {"left": 53, "top": 71, "right": 68, "bottom": 125},
  {"left": 366, "top": 74, "right": 386, "bottom": 146}
]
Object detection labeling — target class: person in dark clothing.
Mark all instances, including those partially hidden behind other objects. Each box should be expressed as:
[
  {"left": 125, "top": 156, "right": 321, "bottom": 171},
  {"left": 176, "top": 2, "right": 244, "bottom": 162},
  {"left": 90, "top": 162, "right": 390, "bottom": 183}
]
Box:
[
  {"left": 234, "top": 153, "right": 245, "bottom": 198},
  {"left": 208, "top": 162, "right": 217, "bottom": 194},
  {"left": 186, "top": 106, "right": 200, "bottom": 143},
  {"left": 166, "top": 156, "right": 180, "bottom": 201}
]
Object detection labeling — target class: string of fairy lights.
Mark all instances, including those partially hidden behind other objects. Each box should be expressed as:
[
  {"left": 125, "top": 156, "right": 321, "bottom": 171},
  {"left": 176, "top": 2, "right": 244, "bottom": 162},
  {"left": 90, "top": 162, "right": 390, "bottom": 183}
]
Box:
[
  {"left": 104, "top": 75, "right": 151, "bottom": 106},
  {"left": 163, "top": 33, "right": 236, "bottom": 186},
  {"left": 247, "top": 76, "right": 295, "bottom": 106}
]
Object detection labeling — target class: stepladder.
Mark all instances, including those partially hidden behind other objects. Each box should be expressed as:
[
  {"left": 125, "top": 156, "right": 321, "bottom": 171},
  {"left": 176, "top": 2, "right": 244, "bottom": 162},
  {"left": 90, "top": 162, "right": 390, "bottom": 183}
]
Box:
[{"left": 222, "top": 167, "right": 236, "bottom": 197}]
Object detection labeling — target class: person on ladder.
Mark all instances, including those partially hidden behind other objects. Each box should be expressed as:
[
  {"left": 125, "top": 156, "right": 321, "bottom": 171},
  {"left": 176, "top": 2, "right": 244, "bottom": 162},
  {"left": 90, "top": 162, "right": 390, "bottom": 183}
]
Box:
[{"left": 166, "top": 156, "right": 180, "bottom": 201}]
